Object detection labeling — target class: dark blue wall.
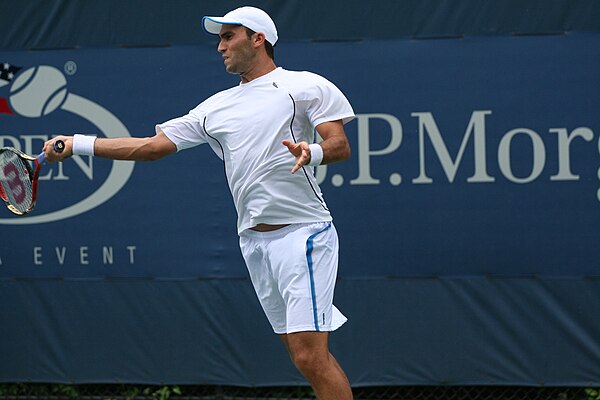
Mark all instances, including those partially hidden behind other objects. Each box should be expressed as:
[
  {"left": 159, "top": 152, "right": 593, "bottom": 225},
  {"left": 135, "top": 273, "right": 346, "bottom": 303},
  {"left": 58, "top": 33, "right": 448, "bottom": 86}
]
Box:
[{"left": 1, "top": 0, "right": 599, "bottom": 49}]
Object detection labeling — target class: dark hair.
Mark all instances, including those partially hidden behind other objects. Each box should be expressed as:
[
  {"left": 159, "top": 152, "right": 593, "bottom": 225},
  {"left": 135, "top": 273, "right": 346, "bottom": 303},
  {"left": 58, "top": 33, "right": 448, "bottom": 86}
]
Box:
[{"left": 245, "top": 27, "right": 275, "bottom": 61}]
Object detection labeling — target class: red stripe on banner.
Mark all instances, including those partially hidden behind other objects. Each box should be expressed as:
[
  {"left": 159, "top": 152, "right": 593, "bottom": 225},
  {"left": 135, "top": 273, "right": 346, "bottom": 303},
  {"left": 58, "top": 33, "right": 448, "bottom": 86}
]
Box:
[{"left": 0, "top": 97, "right": 13, "bottom": 114}]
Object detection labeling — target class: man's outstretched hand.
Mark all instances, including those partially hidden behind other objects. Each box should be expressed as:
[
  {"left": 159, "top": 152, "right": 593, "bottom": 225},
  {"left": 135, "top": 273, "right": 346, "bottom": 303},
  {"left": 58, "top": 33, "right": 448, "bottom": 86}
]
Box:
[{"left": 282, "top": 140, "right": 311, "bottom": 174}]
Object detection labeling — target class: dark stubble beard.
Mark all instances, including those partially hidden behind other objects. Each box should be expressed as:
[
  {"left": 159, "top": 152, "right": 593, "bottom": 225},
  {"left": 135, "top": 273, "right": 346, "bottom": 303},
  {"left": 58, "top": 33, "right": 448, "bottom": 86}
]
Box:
[{"left": 225, "top": 40, "right": 256, "bottom": 76}]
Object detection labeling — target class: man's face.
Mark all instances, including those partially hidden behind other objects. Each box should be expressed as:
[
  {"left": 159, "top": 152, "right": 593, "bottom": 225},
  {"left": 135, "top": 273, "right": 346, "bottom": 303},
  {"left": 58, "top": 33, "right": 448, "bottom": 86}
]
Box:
[{"left": 218, "top": 24, "right": 256, "bottom": 75}]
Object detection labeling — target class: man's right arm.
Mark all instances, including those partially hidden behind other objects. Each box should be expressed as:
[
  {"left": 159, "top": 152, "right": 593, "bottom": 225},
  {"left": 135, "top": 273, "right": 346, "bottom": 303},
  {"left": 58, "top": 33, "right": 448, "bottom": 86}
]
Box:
[{"left": 43, "top": 129, "right": 177, "bottom": 162}]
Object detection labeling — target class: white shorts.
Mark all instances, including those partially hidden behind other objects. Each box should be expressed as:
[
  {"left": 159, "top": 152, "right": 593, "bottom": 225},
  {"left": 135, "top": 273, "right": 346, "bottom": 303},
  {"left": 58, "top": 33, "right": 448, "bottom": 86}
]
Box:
[{"left": 239, "top": 221, "right": 348, "bottom": 334}]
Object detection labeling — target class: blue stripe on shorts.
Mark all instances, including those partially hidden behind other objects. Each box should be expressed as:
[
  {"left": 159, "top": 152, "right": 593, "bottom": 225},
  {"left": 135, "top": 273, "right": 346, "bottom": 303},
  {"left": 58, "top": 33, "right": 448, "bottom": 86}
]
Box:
[{"left": 305, "top": 222, "right": 332, "bottom": 331}]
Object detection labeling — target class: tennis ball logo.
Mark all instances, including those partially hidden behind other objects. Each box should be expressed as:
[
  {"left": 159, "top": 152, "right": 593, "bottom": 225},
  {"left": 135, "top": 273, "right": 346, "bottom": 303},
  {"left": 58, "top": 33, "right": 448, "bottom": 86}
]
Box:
[
  {"left": 9, "top": 66, "right": 68, "bottom": 118},
  {"left": 0, "top": 62, "right": 136, "bottom": 225}
]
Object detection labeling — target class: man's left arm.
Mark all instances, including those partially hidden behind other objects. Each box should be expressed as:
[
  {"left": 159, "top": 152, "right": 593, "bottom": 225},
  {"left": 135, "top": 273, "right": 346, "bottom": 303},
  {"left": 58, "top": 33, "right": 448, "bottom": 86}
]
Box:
[{"left": 282, "top": 119, "right": 350, "bottom": 174}]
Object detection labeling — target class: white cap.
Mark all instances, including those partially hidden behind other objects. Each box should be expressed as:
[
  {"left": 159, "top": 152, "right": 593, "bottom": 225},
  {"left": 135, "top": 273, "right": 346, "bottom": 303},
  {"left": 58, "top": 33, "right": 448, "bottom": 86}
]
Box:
[{"left": 202, "top": 6, "right": 278, "bottom": 46}]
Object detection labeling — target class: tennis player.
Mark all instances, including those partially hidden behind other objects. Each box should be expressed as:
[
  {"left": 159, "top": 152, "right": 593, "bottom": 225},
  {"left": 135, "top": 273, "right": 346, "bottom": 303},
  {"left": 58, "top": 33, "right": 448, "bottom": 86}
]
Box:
[{"left": 45, "top": 6, "right": 354, "bottom": 399}]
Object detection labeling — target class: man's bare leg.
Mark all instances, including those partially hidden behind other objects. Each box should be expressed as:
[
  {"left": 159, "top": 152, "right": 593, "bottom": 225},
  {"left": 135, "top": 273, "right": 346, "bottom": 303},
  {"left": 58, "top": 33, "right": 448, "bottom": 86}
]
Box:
[{"left": 280, "top": 332, "right": 353, "bottom": 400}]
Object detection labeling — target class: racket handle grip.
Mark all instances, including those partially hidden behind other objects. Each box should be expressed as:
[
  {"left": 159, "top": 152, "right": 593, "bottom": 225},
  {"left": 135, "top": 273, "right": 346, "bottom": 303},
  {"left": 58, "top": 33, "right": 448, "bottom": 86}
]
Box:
[{"left": 37, "top": 139, "right": 66, "bottom": 164}]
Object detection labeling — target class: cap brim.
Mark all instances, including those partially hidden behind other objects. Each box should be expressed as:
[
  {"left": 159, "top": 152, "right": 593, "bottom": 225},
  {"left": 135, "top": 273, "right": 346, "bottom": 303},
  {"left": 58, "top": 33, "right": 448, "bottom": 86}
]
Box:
[{"left": 202, "top": 16, "right": 242, "bottom": 35}]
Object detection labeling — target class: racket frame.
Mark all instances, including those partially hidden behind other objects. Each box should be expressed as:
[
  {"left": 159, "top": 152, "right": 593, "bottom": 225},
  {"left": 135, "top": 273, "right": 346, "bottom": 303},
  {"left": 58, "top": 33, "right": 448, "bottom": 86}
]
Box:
[{"left": 0, "top": 141, "right": 64, "bottom": 215}]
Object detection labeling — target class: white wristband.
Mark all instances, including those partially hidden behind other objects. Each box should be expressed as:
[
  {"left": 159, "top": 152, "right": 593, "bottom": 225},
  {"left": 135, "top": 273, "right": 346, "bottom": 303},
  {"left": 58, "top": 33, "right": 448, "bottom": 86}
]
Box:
[
  {"left": 307, "top": 143, "right": 324, "bottom": 166},
  {"left": 72, "top": 134, "right": 97, "bottom": 156}
]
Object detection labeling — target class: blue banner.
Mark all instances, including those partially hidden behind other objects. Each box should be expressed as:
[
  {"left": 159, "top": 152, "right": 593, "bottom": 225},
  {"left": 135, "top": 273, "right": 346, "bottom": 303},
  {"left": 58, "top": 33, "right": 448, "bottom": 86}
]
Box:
[
  {"left": 1, "top": 33, "right": 600, "bottom": 388},
  {"left": 1, "top": 33, "right": 599, "bottom": 279}
]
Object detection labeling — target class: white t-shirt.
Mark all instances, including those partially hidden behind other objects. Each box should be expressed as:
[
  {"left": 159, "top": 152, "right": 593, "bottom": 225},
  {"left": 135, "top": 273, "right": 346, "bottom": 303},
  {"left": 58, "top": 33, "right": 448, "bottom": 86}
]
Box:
[{"left": 157, "top": 67, "right": 355, "bottom": 234}]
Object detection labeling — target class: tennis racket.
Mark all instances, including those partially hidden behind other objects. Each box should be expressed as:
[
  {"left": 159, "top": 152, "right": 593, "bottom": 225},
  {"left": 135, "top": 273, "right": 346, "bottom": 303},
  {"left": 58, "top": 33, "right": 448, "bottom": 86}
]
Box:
[{"left": 0, "top": 140, "right": 64, "bottom": 215}]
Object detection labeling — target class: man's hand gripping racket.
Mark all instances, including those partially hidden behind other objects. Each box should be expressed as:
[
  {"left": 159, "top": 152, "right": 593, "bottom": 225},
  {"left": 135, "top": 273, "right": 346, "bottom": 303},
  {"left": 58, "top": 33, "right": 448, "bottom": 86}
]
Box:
[{"left": 0, "top": 140, "right": 64, "bottom": 215}]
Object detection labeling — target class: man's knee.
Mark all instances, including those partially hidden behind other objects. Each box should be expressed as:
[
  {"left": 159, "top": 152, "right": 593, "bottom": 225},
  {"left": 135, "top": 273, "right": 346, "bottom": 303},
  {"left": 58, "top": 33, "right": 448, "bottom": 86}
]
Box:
[
  {"left": 285, "top": 332, "right": 330, "bottom": 374},
  {"left": 290, "top": 346, "right": 328, "bottom": 375}
]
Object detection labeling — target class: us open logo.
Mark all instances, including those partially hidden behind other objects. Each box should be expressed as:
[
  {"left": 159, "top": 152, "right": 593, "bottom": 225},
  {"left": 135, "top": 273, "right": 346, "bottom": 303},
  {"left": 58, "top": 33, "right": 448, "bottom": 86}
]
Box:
[{"left": 0, "top": 62, "right": 135, "bottom": 225}]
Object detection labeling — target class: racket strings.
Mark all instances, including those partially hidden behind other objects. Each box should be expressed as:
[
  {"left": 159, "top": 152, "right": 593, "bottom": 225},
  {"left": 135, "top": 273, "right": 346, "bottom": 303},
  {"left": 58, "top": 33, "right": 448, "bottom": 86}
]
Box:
[{"left": 0, "top": 151, "right": 34, "bottom": 213}]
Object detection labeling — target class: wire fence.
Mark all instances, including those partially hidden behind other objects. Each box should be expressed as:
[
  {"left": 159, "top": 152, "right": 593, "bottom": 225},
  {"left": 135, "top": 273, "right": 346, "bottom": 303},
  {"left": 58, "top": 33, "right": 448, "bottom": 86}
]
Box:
[{"left": 0, "top": 384, "right": 596, "bottom": 400}]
